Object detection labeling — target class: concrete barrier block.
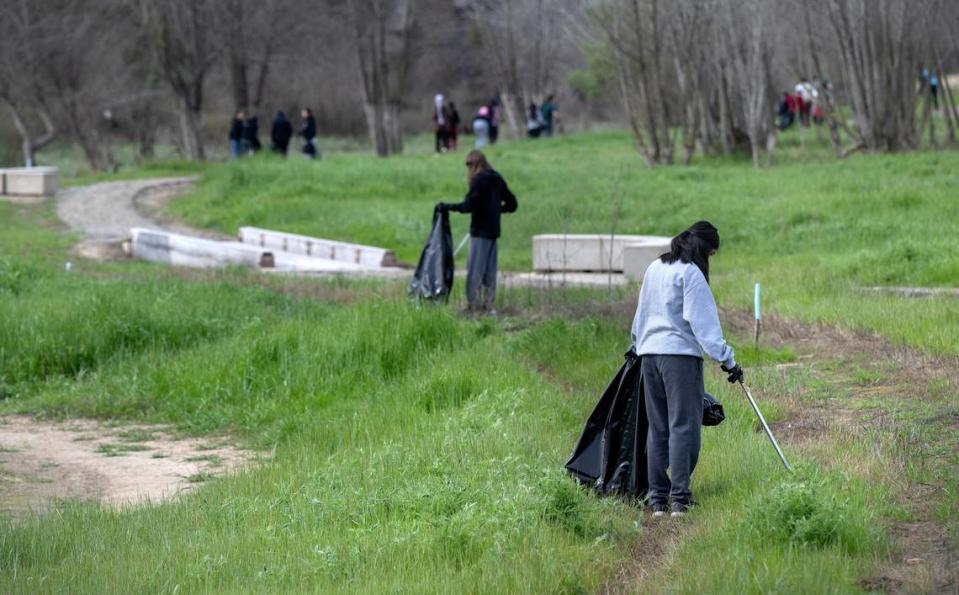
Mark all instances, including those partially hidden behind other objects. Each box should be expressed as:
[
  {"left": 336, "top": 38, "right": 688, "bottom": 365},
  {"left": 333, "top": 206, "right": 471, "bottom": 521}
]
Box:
[
  {"left": 3, "top": 167, "right": 59, "bottom": 197},
  {"left": 238, "top": 227, "right": 396, "bottom": 268},
  {"left": 131, "top": 228, "right": 375, "bottom": 272},
  {"left": 622, "top": 240, "right": 672, "bottom": 282},
  {"left": 131, "top": 228, "right": 274, "bottom": 269},
  {"left": 532, "top": 234, "right": 670, "bottom": 272}
]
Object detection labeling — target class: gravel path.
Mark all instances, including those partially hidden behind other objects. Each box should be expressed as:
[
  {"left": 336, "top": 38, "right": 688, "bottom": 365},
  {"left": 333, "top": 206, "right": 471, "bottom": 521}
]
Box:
[
  {"left": 57, "top": 177, "right": 197, "bottom": 241},
  {"left": 56, "top": 176, "right": 228, "bottom": 259}
]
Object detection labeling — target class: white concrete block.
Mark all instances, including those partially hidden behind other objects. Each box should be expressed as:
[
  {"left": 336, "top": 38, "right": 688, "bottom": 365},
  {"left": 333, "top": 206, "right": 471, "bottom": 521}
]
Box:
[
  {"left": 622, "top": 240, "right": 672, "bottom": 282},
  {"left": 3, "top": 167, "right": 59, "bottom": 197},
  {"left": 131, "top": 228, "right": 375, "bottom": 273},
  {"left": 131, "top": 228, "right": 275, "bottom": 269},
  {"left": 532, "top": 234, "right": 670, "bottom": 272},
  {"left": 238, "top": 227, "right": 396, "bottom": 268}
]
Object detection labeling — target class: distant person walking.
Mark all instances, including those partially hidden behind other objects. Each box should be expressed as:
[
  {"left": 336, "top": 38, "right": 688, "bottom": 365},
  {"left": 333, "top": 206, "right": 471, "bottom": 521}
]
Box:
[
  {"left": 472, "top": 106, "right": 491, "bottom": 149},
  {"left": 271, "top": 111, "right": 293, "bottom": 156},
  {"left": 540, "top": 95, "right": 558, "bottom": 136},
  {"left": 242, "top": 115, "right": 261, "bottom": 155},
  {"left": 930, "top": 71, "right": 940, "bottom": 110},
  {"left": 489, "top": 98, "right": 502, "bottom": 144},
  {"left": 630, "top": 221, "right": 742, "bottom": 518},
  {"left": 299, "top": 108, "right": 318, "bottom": 159},
  {"left": 526, "top": 102, "right": 543, "bottom": 138},
  {"left": 229, "top": 111, "right": 245, "bottom": 159},
  {"left": 433, "top": 94, "right": 448, "bottom": 153},
  {"left": 447, "top": 102, "right": 461, "bottom": 150},
  {"left": 436, "top": 150, "right": 518, "bottom": 313}
]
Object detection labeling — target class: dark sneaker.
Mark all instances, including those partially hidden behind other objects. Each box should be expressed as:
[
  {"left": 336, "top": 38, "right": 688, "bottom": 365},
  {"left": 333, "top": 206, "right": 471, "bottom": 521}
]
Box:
[
  {"left": 651, "top": 503, "right": 669, "bottom": 518},
  {"left": 670, "top": 502, "right": 691, "bottom": 518}
]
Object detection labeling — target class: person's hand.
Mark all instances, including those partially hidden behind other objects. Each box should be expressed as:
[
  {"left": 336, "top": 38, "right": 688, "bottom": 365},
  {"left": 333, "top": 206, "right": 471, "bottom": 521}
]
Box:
[
  {"left": 434, "top": 202, "right": 448, "bottom": 213},
  {"left": 624, "top": 349, "right": 639, "bottom": 363},
  {"left": 721, "top": 364, "right": 743, "bottom": 384}
]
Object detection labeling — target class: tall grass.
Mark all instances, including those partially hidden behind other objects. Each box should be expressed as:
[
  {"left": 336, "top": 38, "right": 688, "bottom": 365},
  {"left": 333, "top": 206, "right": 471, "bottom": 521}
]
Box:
[
  {"left": 0, "top": 302, "right": 891, "bottom": 592},
  {"left": 167, "top": 131, "right": 959, "bottom": 354},
  {"left": 0, "top": 131, "right": 951, "bottom": 591}
]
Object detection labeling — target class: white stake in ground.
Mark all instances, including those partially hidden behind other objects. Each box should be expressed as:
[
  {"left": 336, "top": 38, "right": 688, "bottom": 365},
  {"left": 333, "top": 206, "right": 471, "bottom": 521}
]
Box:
[{"left": 754, "top": 282, "right": 762, "bottom": 344}]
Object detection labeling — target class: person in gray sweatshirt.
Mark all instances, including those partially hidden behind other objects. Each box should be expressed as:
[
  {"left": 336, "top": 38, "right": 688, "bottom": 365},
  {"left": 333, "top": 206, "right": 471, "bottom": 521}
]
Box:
[{"left": 631, "top": 220, "right": 744, "bottom": 518}]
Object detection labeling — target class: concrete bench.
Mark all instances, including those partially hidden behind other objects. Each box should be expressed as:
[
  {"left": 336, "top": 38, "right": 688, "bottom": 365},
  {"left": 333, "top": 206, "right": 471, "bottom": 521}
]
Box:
[
  {"left": 532, "top": 234, "right": 670, "bottom": 272},
  {"left": 130, "top": 228, "right": 375, "bottom": 272},
  {"left": 239, "top": 227, "right": 396, "bottom": 268},
  {"left": 131, "top": 228, "right": 275, "bottom": 269},
  {"left": 1, "top": 167, "right": 59, "bottom": 197},
  {"left": 622, "top": 240, "right": 672, "bottom": 282}
]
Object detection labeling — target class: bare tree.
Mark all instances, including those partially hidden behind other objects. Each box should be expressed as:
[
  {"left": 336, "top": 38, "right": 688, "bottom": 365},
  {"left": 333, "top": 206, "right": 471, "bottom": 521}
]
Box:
[
  {"left": 0, "top": 1, "right": 57, "bottom": 167},
  {"left": 135, "top": 0, "right": 219, "bottom": 161},
  {"left": 348, "top": 0, "right": 417, "bottom": 156},
  {"left": 223, "top": 0, "right": 301, "bottom": 113},
  {"left": 588, "top": 0, "right": 675, "bottom": 166},
  {"left": 466, "top": 0, "right": 565, "bottom": 139},
  {"left": 821, "top": 0, "right": 928, "bottom": 152},
  {"left": 721, "top": 0, "right": 777, "bottom": 167}
]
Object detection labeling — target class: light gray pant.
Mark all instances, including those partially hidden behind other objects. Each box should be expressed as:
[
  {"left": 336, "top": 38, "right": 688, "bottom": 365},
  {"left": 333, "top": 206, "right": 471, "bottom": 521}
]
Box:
[
  {"left": 466, "top": 237, "right": 497, "bottom": 310},
  {"left": 641, "top": 355, "right": 705, "bottom": 506}
]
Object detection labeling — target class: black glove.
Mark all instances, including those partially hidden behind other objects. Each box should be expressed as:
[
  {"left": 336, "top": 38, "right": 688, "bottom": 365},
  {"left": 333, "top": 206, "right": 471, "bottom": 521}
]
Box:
[
  {"left": 624, "top": 349, "right": 639, "bottom": 363},
  {"left": 721, "top": 364, "right": 743, "bottom": 384},
  {"left": 434, "top": 202, "right": 449, "bottom": 213}
]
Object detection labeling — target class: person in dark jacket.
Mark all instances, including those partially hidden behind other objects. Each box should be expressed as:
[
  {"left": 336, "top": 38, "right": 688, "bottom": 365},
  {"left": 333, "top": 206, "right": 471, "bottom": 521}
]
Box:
[
  {"left": 229, "top": 110, "right": 245, "bottom": 159},
  {"left": 436, "top": 150, "right": 518, "bottom": 313},
  {"left": 447, "top": 101, "right": 461, "bottom": 150},
  {"left": 271, "top": 111, "right": 293, "bottom": 155},
  {"left": 488, "top": 98, "right": 501, "bottom": 144},
  {"left": 242, "top": 115, "right": 260, "bottom": 155},
  {"left": 299, "top": 108, "right": 318, "bottom": 159}
]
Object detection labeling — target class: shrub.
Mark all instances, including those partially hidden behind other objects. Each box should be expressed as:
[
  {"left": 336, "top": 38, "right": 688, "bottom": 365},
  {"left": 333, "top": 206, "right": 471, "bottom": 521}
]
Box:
[{"left": 751, "top": 468, "right": 879, "bottom": 554}]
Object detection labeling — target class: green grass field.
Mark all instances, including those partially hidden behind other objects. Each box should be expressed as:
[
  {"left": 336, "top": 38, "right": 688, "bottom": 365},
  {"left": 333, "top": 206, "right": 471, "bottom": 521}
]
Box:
[
  {"left": 0, "top": 130, "right": 956, "bottom": 592},
  {"left": 170, "top": 130, "right": 959, "bottom": 354}
]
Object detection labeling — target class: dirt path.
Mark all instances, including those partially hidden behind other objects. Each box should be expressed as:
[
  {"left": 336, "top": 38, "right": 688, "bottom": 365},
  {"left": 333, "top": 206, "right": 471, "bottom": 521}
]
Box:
[
  {"left": 538, "top": 302, "right": 958, "bottom": 593},
  {"left": 724, "top": 309, "right": 959, "bottom": 593},
  {"left": 0, "top": 416, "right": 256, "bottom": 517},
  {"left": 56, "top": 177, "right": 226, "bottom": 260}
]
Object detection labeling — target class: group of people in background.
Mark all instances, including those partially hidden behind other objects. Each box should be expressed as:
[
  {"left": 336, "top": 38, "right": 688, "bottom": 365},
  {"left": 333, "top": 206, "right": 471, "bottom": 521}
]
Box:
[
  {"left": 526, "top": 96, "right": 558, "bottom": 138},
  {"left": 432, "top": 94, "right": 462, "bottom": 153},
  {"left": 776, "top": 77, "right": 826, "bottom": 130},
  {"left": 229, "top": 108, "right": 318, "bottom": 159},
  {"left": 434, "top": 94, "right": 559, "bottom": 152}
]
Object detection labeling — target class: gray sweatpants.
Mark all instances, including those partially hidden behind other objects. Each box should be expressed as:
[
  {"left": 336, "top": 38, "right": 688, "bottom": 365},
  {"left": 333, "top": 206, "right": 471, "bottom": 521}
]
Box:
[
  {"left": 466, "top": 237, "right": 497, "bottom": 310},
  {"left": 641, "top": 354, "right": 705, "bottom": 506}
]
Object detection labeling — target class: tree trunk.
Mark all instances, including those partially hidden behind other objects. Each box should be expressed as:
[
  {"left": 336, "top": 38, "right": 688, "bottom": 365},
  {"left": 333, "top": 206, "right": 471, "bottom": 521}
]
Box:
[
  {"left": 4, "top": 99, "right": 56, "bottom": 167},
  {"left": 178, "top": 106, "right": 205, "bottom": 161}
]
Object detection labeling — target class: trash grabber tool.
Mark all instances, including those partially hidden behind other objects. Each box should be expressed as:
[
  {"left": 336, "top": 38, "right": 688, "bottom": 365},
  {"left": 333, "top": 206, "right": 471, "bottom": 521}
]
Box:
[
  {"left": 453, "top": 233, "right": 470, "bottom": 257},
  {"left": 738, "top": 381, "right": 793, "bottom": 472}
]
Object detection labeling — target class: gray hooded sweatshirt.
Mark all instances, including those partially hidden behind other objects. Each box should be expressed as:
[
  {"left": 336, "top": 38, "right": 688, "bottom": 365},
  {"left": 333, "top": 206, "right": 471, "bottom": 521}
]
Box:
[{"left": 631, "top": 259, "right": 736, "bottom": 368}]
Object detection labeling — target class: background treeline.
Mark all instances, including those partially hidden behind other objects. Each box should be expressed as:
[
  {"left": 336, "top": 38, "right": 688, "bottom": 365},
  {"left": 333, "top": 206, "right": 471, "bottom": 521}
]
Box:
[{"left": 0, "top": 0, "right": 957, "bottom": 169}]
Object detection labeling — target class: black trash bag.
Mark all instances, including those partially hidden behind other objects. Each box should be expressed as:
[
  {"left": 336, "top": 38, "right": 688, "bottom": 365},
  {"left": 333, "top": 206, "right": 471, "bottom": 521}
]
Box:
[
  {"left": 703, "top": 392, "right": 725, "bottom": 426},
  {"left": 565, "top": 351, "right": 648, "bottom": 499},
  {"left": 409, "top": 207, "right": 454, "bottom": 301}
]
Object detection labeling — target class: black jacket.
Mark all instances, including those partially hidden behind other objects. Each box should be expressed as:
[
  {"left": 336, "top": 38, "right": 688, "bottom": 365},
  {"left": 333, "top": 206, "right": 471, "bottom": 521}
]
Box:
[
  {"left": 271, "top": 115, "right": 293, "bottom": 145},
  {"left": 299, "top": 116, "right": 316, "bottom": 140},
  {"left": 447, "top": 169, "right": 518, "bottom": 239},
  {"left": 229, "top": 118, "right": 243, "bottom": 141}
]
